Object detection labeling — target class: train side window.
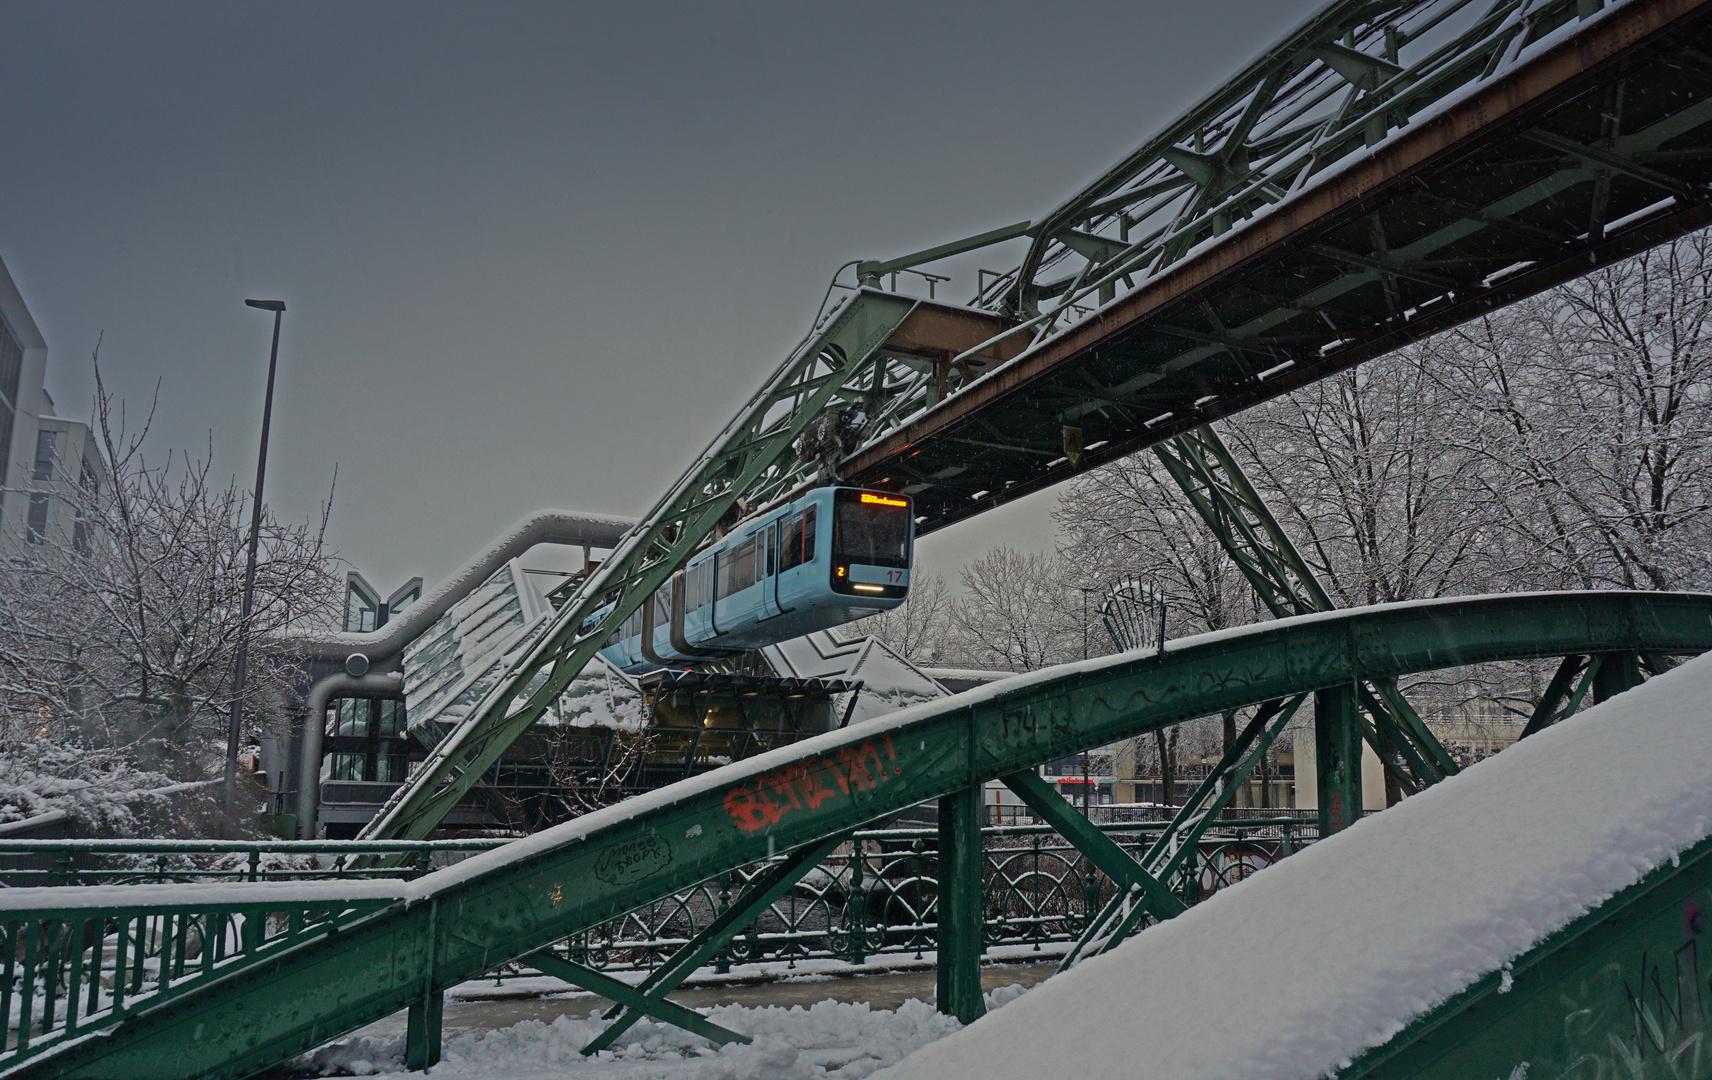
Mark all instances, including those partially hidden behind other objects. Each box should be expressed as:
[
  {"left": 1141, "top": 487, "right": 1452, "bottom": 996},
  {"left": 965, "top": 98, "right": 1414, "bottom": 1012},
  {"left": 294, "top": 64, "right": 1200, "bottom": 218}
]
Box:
[
  {"left": 801, "top": 506, "right": 816, "bottom": 563},
  {"left": 780, "top": 513, "right": 804, "bottom": 571},
  {"left": 653, "top": 588, "right": 670, "bottom": 626},
  {"left": 765, "top": 525, "right": 776, "bottom": 577},
  {"left": 732, "top": 538, "right": 756, "bottom": 593}
]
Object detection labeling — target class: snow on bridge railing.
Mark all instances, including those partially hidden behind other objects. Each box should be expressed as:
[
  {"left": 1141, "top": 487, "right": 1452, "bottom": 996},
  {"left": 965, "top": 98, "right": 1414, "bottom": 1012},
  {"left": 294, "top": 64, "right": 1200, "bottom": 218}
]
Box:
[{"left": 0, "top": 879, "right": 410, "bottom": 1071}]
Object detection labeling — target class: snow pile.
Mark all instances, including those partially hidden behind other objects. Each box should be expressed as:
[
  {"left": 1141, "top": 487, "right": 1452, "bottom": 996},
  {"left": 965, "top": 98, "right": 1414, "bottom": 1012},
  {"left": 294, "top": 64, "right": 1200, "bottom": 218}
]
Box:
[
  {"left": 304, "top": 989, "right": 1031, "bottom": 1079},
  {"left": 877, "top": 649, "right": 1712, "bottom": 1080}
]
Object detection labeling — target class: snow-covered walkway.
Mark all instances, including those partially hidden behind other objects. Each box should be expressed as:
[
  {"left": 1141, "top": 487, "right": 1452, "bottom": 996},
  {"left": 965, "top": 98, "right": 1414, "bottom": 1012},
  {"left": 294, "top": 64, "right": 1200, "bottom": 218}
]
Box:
[{"left": 300, "top": 986, "right": 1031, "bottom": 1080}]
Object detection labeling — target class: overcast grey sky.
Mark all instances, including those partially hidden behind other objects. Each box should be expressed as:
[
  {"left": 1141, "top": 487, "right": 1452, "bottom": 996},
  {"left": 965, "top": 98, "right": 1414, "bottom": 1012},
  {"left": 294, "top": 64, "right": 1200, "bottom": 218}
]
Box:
[{"left": 0, "top": 1, "right": 1313, "bottom": 596}]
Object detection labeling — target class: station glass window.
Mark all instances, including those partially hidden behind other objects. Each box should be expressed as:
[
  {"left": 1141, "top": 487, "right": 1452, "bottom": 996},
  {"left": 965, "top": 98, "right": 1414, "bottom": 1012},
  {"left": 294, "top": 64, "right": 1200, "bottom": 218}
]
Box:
[
  {"left": 327, "top": 753, "right": 365, "bottom": 781},
  {"left": 378, "top": 699, "right": 406, "bottom": 738},
  {"left": 333, "top": 698, "right": 369, "bottom": 737}
]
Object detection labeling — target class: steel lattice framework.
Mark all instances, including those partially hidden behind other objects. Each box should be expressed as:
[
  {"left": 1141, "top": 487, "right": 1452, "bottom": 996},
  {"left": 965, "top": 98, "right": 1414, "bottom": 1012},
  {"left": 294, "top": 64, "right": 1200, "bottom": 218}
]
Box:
[{"left": 364, "top": 0, "right": 1712, "bottom": 850}]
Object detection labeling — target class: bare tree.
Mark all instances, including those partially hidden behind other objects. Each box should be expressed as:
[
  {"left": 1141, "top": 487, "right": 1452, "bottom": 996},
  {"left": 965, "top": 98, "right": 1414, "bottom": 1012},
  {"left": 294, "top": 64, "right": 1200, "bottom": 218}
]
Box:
[
  {"left": 844, "top": 570, "right": 953, "bottom": 664},
  {"left": 1428, "top": 231, "right": 1712, "bottom": 592},
  {"left": 0, "top": 357, "right": 341, "bottom": 797},
  {"left": 943, "top": 547, "right": 1081, "bottom": 672}
]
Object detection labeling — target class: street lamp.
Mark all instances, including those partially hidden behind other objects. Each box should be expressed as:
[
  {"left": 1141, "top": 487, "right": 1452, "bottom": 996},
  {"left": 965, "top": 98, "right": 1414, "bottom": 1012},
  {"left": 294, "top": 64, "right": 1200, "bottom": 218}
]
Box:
[{"left": 224, "top": 298, "right": 286, "bottom": 835}]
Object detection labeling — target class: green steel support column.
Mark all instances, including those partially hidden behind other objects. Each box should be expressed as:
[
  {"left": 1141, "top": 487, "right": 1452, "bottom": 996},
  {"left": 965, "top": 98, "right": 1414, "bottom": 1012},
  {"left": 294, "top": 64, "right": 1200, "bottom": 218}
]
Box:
[
  {"left": 404, "top": 990, "right": 441, "bottom": 1070},
  {"left": 935, "top": 786, "right": 986, "bottom": 1023},
  {"left": 1592, "top": 649, "right": 1643, "bottom": 703},
  {"left": 1316, "top": 683, "right": 1362, "bottom": 835},
  {"left": 1156, "top": 426, "right": 1456, "bottom": 794}
]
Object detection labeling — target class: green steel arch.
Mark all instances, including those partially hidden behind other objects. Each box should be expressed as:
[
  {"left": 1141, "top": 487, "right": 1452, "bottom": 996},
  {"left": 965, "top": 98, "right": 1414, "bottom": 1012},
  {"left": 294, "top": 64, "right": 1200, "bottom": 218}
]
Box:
[{"left": 11, "top": 590, "right": 1712, "bottom": 1080}]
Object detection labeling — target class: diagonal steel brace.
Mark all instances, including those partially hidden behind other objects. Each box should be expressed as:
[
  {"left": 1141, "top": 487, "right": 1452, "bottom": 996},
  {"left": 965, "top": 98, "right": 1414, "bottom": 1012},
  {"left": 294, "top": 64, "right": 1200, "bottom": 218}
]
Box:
[
  {"left": 526, "top": 950, "right": 751, "bottom": 1049},
  {"left": 1061, "top": 696, "right": 1302, "bottom": 970},
  {"left": 577, "top": 832, "right": 850, "bottom": 1055}
]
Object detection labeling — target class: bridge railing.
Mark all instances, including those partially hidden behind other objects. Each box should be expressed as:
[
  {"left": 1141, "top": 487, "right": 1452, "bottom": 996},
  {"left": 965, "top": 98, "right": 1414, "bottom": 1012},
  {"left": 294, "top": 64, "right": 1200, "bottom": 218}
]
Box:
[
  {"left": 0, "top": 838, "right": 506, "bottom": 889},
  {"left": 0, "top": 812, "right": 1317, "bottom": 1059},
  {"left": 0, "top": 882, "right": 406, "bottom": 1070},
  {"left": 559, "top": 815, "right": 1318, "bottom": 975}
]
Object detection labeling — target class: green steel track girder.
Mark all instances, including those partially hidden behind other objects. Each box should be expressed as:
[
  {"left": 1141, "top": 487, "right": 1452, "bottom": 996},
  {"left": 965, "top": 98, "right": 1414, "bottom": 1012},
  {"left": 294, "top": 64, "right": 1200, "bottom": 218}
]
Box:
[
  {"left": 356, "top": 290, "right": 918, "bottom": 846},
  {"left": 841, "top": 0, "right": 1712, "bottom": 535},
  {"left": 364, "top": 0, "right": 1712, "bottom": 849},
  {"left": 1343, "top": 830, "right": 1712, "bottom": 1079},
  {"left": 14, "top": 591, "right": 1712, "bottom": 1080},
  {"left": 1152, "top": 425, "right": 1330, "bottom": 618}
]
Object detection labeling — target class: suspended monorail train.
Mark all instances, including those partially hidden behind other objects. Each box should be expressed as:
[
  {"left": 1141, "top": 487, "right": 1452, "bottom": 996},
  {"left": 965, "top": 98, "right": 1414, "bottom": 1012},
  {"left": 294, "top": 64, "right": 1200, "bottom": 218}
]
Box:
[{"left": 585, "top": 486, "right": 913, "bottom": 674}]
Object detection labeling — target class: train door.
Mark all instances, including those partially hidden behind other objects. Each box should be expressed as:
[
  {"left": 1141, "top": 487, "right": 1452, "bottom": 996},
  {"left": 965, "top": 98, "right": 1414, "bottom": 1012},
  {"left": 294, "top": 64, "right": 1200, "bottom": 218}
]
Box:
[{"left": 758, "top": 521, "right": 780, "bottom": 619}]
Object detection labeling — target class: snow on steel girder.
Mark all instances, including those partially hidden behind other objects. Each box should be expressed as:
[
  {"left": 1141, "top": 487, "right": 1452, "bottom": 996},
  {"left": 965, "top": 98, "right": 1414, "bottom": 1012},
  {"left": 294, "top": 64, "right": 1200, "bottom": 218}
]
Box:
[
  {"left": 880, "top": 637, "right": 1712, "bottom": 1080},
  {"left": 841, "top": 0, "right": 1712, "bottom": 534},
  {"left": 13, "top": 590, "right": 1712, "bottom": 1080}
]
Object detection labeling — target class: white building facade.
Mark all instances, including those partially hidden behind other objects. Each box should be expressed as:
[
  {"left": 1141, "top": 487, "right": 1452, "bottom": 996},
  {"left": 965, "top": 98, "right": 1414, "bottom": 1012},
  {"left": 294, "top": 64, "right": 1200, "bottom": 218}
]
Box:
[{"left": 0, "top": 253, "right": 107, "bottom": 553}]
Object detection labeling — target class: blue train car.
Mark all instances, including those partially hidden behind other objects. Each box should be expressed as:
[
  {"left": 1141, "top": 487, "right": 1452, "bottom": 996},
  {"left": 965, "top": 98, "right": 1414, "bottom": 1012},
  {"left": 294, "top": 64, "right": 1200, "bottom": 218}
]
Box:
[{"left": 584, "top": 487, "right": 912, "bottom": 674}]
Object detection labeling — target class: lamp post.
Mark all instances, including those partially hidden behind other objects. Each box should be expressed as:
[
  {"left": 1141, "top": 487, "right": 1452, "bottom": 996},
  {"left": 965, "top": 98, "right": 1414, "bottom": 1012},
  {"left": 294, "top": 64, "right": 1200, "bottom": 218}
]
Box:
[{"left": 224, "top": 299, "right": 286, "bottom": 836}]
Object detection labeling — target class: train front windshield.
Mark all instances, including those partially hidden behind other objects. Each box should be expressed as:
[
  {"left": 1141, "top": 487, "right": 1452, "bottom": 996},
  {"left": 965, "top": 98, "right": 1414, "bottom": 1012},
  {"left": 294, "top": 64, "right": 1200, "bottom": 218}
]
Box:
[{"left": 833, "top": 490, "right": 911, "bottom": 568}]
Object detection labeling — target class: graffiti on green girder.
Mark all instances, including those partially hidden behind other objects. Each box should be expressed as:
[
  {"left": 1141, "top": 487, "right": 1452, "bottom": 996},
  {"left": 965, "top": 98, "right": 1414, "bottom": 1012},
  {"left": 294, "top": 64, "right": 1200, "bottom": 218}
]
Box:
[{"left": 723, "top": 735, "right": 901, "bottom": 833}]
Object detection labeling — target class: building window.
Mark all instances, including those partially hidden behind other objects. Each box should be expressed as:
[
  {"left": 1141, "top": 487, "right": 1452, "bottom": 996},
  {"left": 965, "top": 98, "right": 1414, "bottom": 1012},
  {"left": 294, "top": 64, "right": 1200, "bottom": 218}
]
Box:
[
  {"left": 25, "top": 494, "right": 47, "bottom": 544},
  {"left": 327, "top": 753, "right": 366, "bottom": 781},
  {"left": 333, "top": 698, "right": 369, "bottom": 737},
  {"left": 32, "top": 430, "right": 56, "bottom": 482},
  {"left": 325, "top": 696, "right": 411, "bottom": 783},
  {"left": 378, "top": 698, "right": 405, "bottom": 738},
  {"left": 345, "top": 589, "right": 377, "bottom": 633}
]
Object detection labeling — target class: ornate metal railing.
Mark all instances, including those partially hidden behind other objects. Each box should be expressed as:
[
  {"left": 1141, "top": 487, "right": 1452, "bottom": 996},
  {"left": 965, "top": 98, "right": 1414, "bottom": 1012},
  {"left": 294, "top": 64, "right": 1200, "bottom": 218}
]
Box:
[
  {"left": 557, "top": 816, "right": 1318, "bottom": 974},
  {"left": 0, "top": 816, "right": 1317, "bottom": 1009},
  {"left": 0, "top": 882, "right": 405, "bottom": 1066}
]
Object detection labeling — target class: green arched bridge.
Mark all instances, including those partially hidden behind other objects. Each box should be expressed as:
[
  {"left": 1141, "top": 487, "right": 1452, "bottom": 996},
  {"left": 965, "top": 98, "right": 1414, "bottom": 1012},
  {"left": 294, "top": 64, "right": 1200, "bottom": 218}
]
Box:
[{"left": 2, "top": 590, "right": 1709, "bottom": 1079}]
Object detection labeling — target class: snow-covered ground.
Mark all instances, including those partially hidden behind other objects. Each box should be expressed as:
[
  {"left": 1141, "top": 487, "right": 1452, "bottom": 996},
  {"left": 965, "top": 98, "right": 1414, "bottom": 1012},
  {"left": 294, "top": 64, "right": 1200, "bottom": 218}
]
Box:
[
  {"left": 875, "top": 648, "right": 1712, "bottom": 1080},
  {"left": 300, "top": 985, "right": 1030, "bottom": 1080}
]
